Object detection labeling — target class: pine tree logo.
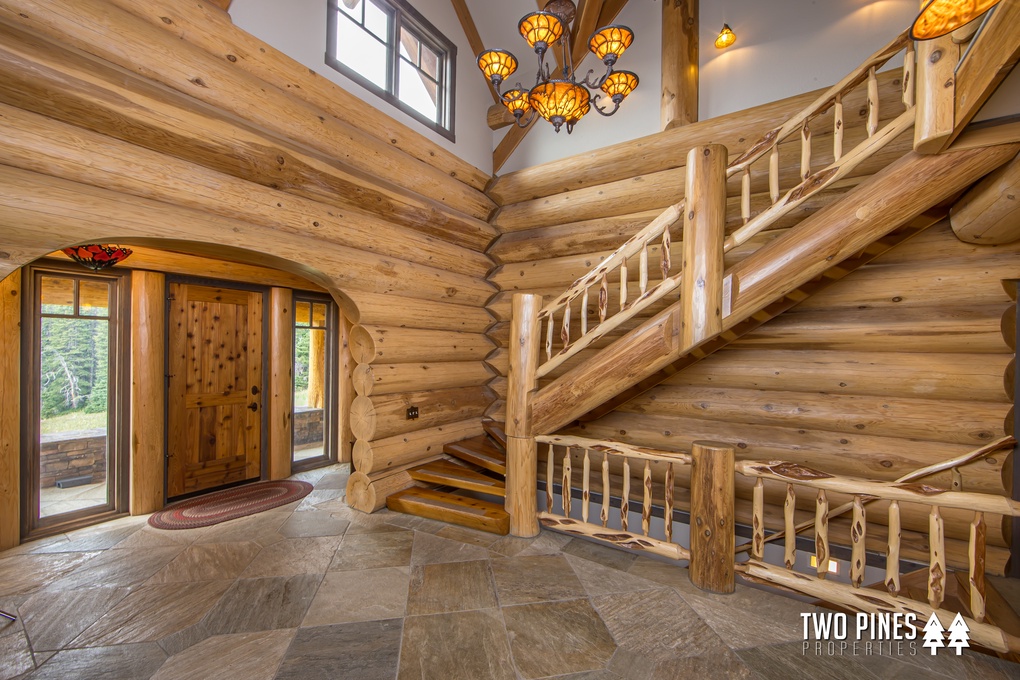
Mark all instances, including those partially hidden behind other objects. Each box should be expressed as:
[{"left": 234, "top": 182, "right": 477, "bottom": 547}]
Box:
[
  {"left": 922, "top": 613, "right": 945, "bottom": 655},
  {"left": 947, "top": 613, "right": 971, "bottom": 655}
]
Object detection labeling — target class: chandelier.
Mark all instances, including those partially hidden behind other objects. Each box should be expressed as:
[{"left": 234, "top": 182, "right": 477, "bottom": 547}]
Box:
[{"left": 477, "top": 0, "right": 638, "bottom": 133}]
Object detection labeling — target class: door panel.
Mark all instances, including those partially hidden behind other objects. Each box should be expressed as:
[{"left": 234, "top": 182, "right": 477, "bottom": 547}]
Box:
[{"left": 167, "top": 282, "right": 263, "bottom": 498}]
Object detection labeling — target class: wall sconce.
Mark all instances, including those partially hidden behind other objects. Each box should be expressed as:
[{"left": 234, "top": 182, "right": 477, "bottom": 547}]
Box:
[
  {"left": 910, "top": 0, "right": 1001, "bottom": 40},
  {"left": 714, "top": 24, "right": 736, "bottom": 50}
]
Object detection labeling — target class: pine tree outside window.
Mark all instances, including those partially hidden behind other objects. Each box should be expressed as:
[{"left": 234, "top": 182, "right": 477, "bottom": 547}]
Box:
[{"left": 327, "top": 0, "right": 456, "bottom": 140}]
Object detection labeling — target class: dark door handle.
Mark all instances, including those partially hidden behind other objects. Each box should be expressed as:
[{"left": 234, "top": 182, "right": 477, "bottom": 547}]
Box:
[
  {"left": 251, "top": 385, "right": 260, "bottom": 396},
  {"left": 248, "top": 402, "right": 259, "bottom": 412}
]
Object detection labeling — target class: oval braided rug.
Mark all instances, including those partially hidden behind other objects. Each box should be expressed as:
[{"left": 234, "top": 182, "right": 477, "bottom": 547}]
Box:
[{"left": 148, "top": 480, "right": 313, "bottom": 530}]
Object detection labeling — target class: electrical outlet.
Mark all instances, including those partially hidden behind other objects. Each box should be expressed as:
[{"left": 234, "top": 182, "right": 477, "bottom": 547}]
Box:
[{"left": 406, "top": 406, "right": 419, "bottom": 420}]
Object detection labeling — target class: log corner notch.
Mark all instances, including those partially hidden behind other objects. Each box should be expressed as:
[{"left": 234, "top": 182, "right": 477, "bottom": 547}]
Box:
[
  {"left": 689, "top": 440, "right": 735, "bottom": 594},
  {"left": 661, "top": 0, "right": 699, "bottom": 130},
  {"left": 950, "top": 149, "right": 1020, "bottom": 245},
  {"left": 505, "top": 294, "right": 542, "bottom": 537}
]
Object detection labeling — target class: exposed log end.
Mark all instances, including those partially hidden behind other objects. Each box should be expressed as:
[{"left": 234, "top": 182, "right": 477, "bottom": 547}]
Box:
[
  {"left": 345, "top": 470, "right": 415, "bottom": 513},
  {"left": 349, "top": 324, "right": 377, "bottom": 364},
  {"left": 349, "top": 395, "right": 378, "bottom": 440}
]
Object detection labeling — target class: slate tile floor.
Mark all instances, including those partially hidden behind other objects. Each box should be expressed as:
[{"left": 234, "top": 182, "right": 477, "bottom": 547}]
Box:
[{"left": 1, "top": 464, "right": 1018, "bottom": 680}]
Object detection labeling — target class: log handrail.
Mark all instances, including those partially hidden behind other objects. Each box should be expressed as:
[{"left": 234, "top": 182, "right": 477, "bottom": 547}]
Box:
[
  {"left": 532, "top": 29, "right": 916, "bottom": 381},
  {"left": 536, "top": 435, "right": 693, "bottom": 563},
  {"left": 735, "top": 455, "right": 1020, "bottom": 644}
]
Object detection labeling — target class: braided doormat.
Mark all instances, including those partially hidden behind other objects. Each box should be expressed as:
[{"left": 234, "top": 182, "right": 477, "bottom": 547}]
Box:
[{"left": 148, "top": 480, "right": 313, "bottom": 530}]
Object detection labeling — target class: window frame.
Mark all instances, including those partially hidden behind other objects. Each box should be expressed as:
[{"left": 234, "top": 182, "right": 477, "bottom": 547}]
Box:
[
  {"left": 20, "top": 261, "right": 131, "bottom": 539},
  {"left": 291, "top": 291, "right": 340, "bottom": 473},
  {"left": 326, "top": 0, "right": 457, "bottom": 141}
]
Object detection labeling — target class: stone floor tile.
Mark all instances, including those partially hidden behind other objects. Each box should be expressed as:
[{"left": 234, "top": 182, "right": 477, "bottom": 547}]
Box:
[
  {"left": 42, "top": 547, "right": 183, "bottom": 591},
  {"left": 0, "top": 629, "right": 34, "bottom": 680},
  {"left": 398, "top": 609, "right": 515, "bottom": 680},
  {"left": 736, "top": 640, "right": 882, "bottom": 680},
  {"left": 562, "top": 538, "right": 638, "bottom": 571},
  {"left": 434, "top": 525, "right": 501, "bottom": 548},
  {"left": 650, "top": 648, "right": 758, "bottom": 679},
  {"left": 278, "top": 510, "right": 350, "bottom": 538},
  {"left": 275, "top": 619, "right": 402, "bottom": 680},
  {"left": 502, "top": 599, "right": 616, "bottom": 679},
  {"left": 194, "top": 512, "right": 291, "bottom": 548},
  {"left": 70, "top": 580, "right": 232, "bottom": 647},
  {"left": 202, "top": 574, "right": 322, "bottom": 635},
  {"left": 156, "top": 621, "right": 210, "bottom": 657},
  {"left": 329, "top": 530, "right": 414, "bottom": 571},
  {"left": 312, "top": 471, "right": 350, "bottom": 491},
  {"left": 22, "top": 642, "right": 166, "bottom": 680},
  {"left": 0, "top": 552, "right": 99, "bottom": 598},
  {"left": 592, "top": 588, "right": 731, "bottom": 664},
  {"left": 565, "top": 553, "right": 662, "bottom": 597},
  {"left": 112, "top": 526, "right": 205, "bottom": 550},
  {"left": 151, "top": 629, "right": 295, "bottom": 680},
  {"left": 625, "top": 556, "right": 693, "bottom": 591},
  {"left": 678, "top": 578, "right": 822, "bottom": 650},
  {"left": 294, "top": 489, "right": 345, "bottom": 512},
  {"left": 29, "top": 517, "right": 147, "bottom": 554},
  {"left": 147, "top": 541, "right": 262, "bottom": 584},
  {"left": 239, "top": 536, "right": 341, "bottom": 578},
  {"left": 490, "top": 554, "right": 586, "bottom": 606},
  {"left": 385, "top": 513, "right": 448, "bottom": 534},
  {"left": 19, "top": 586, "right": 132, "bottom": 651},
  {"left": 302, "top": 568, "right": 408, "bottom": 626},
  {"left": 488, "top": 530, "right": 570, "bottom": 558},
  {"left": 410, "top": 531, "right": 491, "bottom": 566},
  {"left": 406, "top": 560, "right": 497, "bottom": 616}
]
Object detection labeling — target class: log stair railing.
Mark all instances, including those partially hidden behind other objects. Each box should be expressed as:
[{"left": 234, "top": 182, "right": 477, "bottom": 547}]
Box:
[
  {"left": 534, "top": 31, "right": 915, "bottom": 382},
  {"left": 385, "top": 419, "right": 511, "bottom": 534},
  {"left": 735, "top": 459, "right": 1020, "bottom": 656}
]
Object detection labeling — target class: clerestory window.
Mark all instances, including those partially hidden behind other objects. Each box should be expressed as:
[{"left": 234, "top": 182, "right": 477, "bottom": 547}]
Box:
[{"left": 327, "top": 0, "right": 456, "bottom": 140}]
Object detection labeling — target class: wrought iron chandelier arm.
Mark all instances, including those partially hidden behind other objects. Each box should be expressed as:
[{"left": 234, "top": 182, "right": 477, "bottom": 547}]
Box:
[
  {"left": 514, "top": 109, "right": 538, "bottom": 128},
  {"left": 591, "top": 92, "right": 622, "bottom": 117},
  {"left": 579, "top": 63, "right": 612, "bottom": 89}
]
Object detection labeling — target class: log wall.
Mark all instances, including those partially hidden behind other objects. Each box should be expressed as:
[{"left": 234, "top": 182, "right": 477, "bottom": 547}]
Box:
[
  {"left": 485, "top": 74, "right": 1017, "bottom": 573},
  {"left": 0, "top": 0, "right": 498, "bottom": 535}
]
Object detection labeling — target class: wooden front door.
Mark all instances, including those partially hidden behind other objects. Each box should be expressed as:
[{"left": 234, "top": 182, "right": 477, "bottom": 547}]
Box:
[{"left": 167, "top": 282, "right": 264, "bottom": 498}]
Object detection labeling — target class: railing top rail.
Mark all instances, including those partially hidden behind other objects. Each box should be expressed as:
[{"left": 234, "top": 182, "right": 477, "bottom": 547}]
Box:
[
  {"left": 536, "top": 434, "right": 693, "bottom": 465},
  {"left": 537, "top": 202, "right": 684, "bottom": 318},
  {"left": 727, "top": 29, "right": 912, "bottom": 176},
  {"left": 735, "top": 459, "right": 1020, "bottom": 517}
]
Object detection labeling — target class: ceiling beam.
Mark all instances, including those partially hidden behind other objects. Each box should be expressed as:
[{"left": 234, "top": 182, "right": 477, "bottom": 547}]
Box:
[
  {"left": 450, "top": 0, "right": 501, "bottom": 103},
  {"left": 493, "top": 0, "right": 629, "bottom": 173},
  {"left": 661, "top": 0, "right": 698, "bottom": 130}
]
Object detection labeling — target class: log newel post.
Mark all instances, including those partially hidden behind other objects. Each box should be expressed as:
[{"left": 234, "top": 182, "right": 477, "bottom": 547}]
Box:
[
  {"left": 680, "top": 144, "right": 727, "bottom": 349},
  {"left": 506, "top": 293, "right": 542, "bottom": 537},
  {"left": 689, "top": 440, "right": 736, "bottom": 594}
]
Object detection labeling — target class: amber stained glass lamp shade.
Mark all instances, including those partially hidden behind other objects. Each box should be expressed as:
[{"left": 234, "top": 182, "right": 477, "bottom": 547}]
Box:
[
  {"left": 519, "top": 11, "right": 564, "bottom": 50},
  {"left": 62, "top": 244, "right": 133, "bottom": 271},
  {"left": 529, "top": 80, "right": 590, "bottom": 132},
  {"left": 589, "top": 25, "right": 634, "bottom": 64},
  {"left": 478, "top": 49, "right": 518, "bottom": 86},
  {"left": 714, "top": 24, "right": 736, "bottom": 49},
  {"left": 910, "top": 0, "right": 1001, "bottom": 40},
  {"left": 601, "top": 71, "right": 639, "bottom": 101}
]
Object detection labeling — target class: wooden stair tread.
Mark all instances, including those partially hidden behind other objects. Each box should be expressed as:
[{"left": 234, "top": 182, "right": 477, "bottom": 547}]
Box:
[
  {"left": 408, "top": 460, "right": 506, "bottom": 497},
  {"left": 482, "top": 419, "right": 508, "bottom": 451},
  {"left": 386, "top": 487, "right": 509, "bottom": 534},
  {"left": 444, "top": 435, "right": 507, "bottom": 475}
]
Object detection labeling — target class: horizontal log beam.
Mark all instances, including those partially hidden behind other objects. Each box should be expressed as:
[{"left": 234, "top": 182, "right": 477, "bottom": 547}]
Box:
[
  {"left": 950, "top": 150, "right": 1020, "bottom": 245},
  {"left": 107, "top": 0, "right": 488, "bottom": 189},
  {"left": 351, "top": 418, "right": 484, "bottom": 475},
  {"left": 0, "top": 0, "right": 495, "bottom": 219},
  {"left": 352, "top": 361, "right": 494, "bottom": 397},
  {"left": 350, "top": 325, "right": 495, "bottom": 364},
  {"left": 0, "top": 21, "right": 497, "bottom": 250},
  {"left": 349, "top": 385, "right": 494, "bottom": 441}
]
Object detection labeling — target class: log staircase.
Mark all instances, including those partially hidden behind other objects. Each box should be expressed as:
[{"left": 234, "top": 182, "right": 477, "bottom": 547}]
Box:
[
  {"left": 382, "top": 24, "right": 1020, "bottom": 550},
  {"left": 385, "top": 420, "right": 511, "bottom": 534}
]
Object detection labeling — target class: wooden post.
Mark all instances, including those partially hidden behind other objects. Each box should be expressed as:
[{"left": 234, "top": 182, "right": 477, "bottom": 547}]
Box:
[
  {"left": 505, "top": 293, "right": 542, "bottom": 537},
  {"left": 689, "top": 440, "right": 735, "bottom": 593},
  {"left": 662, "top": 0, "right": 699, "bottom": 130},
  {"left": 307, "top": 320, "right": 325, "bottom": 409},
  {"left": 680, "top": 144, "right": 727, "bottom": 349},
  {"left": 0, "top": 270, "right": 21, "bottom": 551},
  {"left": 914, "top": 27, "right": 958, "bottom": 153},
  {"left": 130, "top": 270, "right": 165, "bottom": 514},
  {"left": 268, "top": 287, "right": 293, "bottom": 480}
]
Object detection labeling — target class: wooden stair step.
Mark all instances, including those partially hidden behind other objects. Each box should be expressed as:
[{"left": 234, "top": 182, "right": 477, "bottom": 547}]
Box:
[
  {"left": 386, "top": 487, "right": 509, "bottom": 534},
  {"left": 444, "top": 435, "right": 507, "bottom": 476},
  {"left": 408, "top": 460, "right": 506, "bottom": 497},
  {"left": 482, "top": 419, "right": 508, "bottom": 451}
]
